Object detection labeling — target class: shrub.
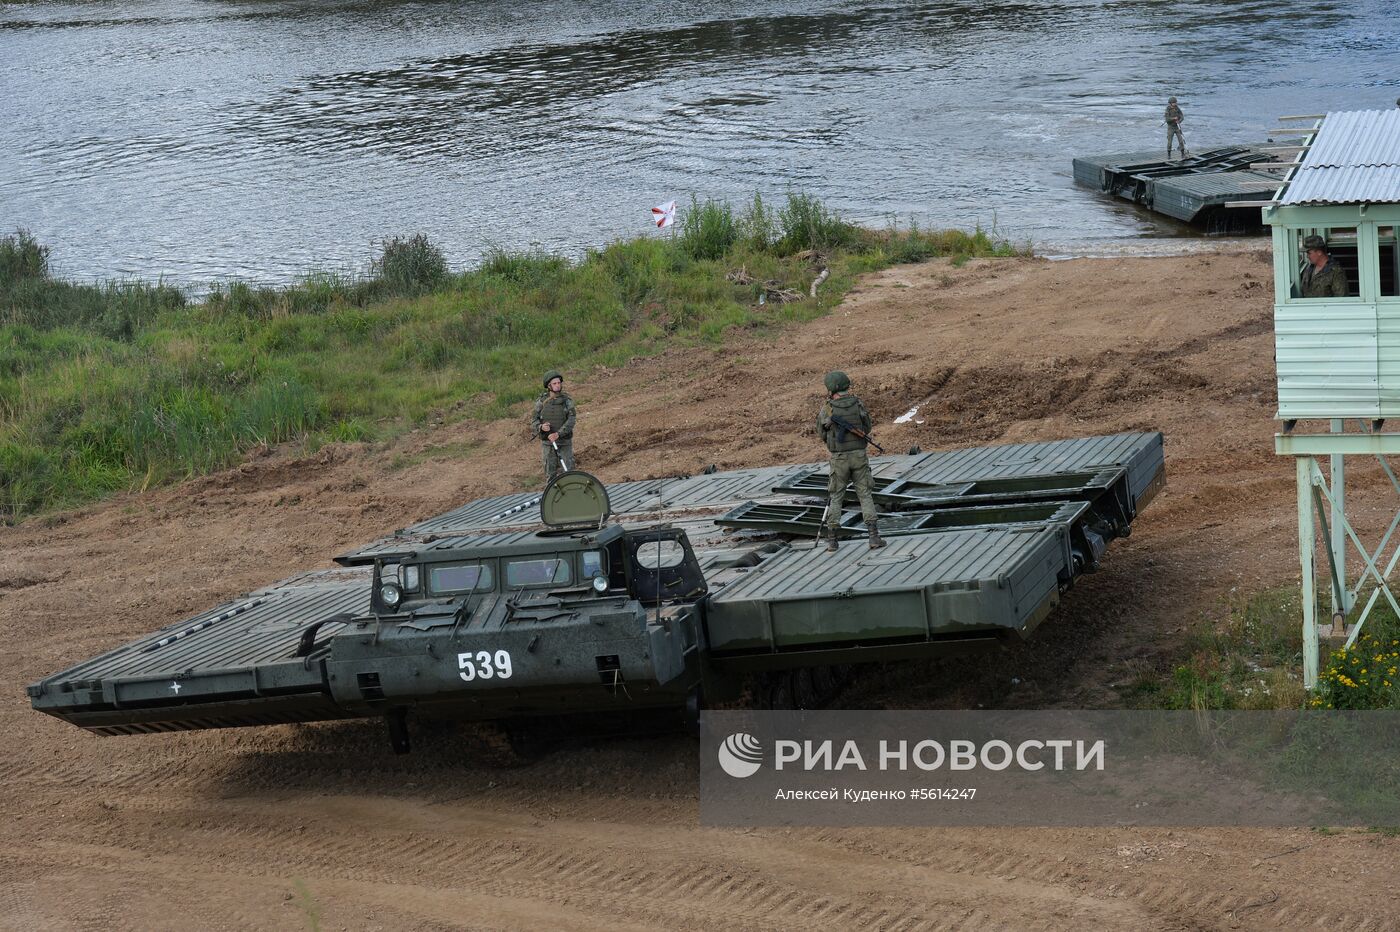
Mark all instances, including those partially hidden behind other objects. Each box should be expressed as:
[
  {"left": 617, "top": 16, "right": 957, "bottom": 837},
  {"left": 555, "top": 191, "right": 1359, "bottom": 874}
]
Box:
[
  {"left": 679, "top": 196, "right": 738, "bottom": 261},
  {"left": 372, "top": 234, "right": 448, "bottom": 297},
  {"left": 589, "top": 238, "right": 675, "bottom": 306},
  {"left": 0, "top": 230, "right": 49, "bottom": 284},
  {"left": 479, "top": 248, "right": 568, "bottom": 286},
  {"left": 739, "top": 193, "right": 777, "bottom": 252},
  {"left": 777, "top": 192, "right": 858, "bottom": 253}
]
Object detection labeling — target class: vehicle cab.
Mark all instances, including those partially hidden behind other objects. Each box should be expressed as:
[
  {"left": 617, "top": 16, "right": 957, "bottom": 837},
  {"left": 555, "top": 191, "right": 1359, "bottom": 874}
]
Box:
[{"left": 324, "top": 472, "right": 710, "bottom": 721}]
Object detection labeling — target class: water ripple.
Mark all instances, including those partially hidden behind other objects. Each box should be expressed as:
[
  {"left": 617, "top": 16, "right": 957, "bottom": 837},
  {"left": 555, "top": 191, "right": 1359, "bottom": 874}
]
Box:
[{"left": 1, "top": 0, "right": 1395, "bottom": 284}]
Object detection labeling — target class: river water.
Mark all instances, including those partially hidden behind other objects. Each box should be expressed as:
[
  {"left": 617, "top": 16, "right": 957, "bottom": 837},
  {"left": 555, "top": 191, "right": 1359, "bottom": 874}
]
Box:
[{"left": 2, "top": 0, "right": 1396, "bottom": 286}]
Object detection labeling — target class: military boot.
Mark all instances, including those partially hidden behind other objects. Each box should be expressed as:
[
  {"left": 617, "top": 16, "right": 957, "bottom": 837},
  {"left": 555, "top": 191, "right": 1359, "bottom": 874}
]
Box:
[
  {"left": 825, "top": 531, "right": 840, "bottom": 553},
  {"left": 866, "top": 521, "right": 886, "bottom": 550}
]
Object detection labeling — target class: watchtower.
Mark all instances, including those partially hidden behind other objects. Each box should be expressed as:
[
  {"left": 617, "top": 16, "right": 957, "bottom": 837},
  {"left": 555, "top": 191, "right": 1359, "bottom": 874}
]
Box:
[{"left": 1262, "top": 109, "right": 1400, "bottom": 686}]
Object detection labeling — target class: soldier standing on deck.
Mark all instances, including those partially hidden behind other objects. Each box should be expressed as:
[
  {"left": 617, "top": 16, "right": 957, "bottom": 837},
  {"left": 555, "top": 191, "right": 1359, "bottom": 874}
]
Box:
[
  {"left": 817, "top": 371, "right": 885, "bottom": 553},
  {"left": 1165, "top": 96, "right": 1187, "bottom": 159},
  {"left": 531, "top": 369, "right": 576, "bottom": 482}
]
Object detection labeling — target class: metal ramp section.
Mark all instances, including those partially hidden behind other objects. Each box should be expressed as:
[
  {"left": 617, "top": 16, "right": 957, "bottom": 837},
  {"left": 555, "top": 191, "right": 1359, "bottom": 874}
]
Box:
[
  {"left": 27, "top": 568, "right": 368, "bottom": 734},
  {"left": 332, "top": 465, "right": 819, "bottom": 564},
  {"left": 1150, "top": 170, "right": 1280, "bottom": 223},
  {"left": 716, "top": 499, "right": 1090, "bottom": 539},
  {"left": 716, "top": 498, "right": 1110, "bottom": 585},
  {"left": 1073, "top": 146, "right": 1283, "bottom": 223},
  {"left": 355, "top": 462, "right": 858, "bottom": 544},
  {"left": 336, "top": 435, "right": 1160, "bottom": 565},
  {"left": 770, "top": 465, "right": 1136, "bottom": 542},
  {"left": 898, "top": 432, "right": 1163, "bottom": 505},
  {"left": 704, "top": 526, "right": 1072, "bottom": 665},
  {"left": 337, "top": 529, "right": 553, "bottom": 566}
]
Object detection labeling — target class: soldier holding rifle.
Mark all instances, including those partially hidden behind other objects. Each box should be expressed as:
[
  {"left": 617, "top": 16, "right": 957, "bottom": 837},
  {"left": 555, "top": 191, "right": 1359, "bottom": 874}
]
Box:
[
  {"left": 1164, "top": 96, "right": 1187, "bottom": 159},
  {"left": 531, "top": 369, "right": 576, "bottom": 482},
  {"left": 817, "top": 371, "right": 885, "bottom": 553}
]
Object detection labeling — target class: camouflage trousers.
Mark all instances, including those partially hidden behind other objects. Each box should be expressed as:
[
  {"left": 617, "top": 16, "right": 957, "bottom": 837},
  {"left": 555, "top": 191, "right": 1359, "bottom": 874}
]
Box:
[
  {"left": 541, "top": 439, "right": 574, "bottom": 482},
  {"left": 1166, "top": 124, "right": 1187, "bottom": 158},
  {"left": 827, "top": 449, "right": 879, "bottom": 533}
]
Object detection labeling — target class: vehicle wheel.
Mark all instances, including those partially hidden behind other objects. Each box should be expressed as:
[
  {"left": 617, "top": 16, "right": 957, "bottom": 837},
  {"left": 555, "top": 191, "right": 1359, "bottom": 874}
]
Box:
[
  {"left": 810, "top": 666, "right": 837, "bottom": 704},
  {"left": 793, "top": 668, "right": 818, "bottom": 709},
  {"left": 460, "top": 721, "right": 542, "bottom": 768},
  {"left": 764, "top": 673, "right": 795, "bottom": 710}
]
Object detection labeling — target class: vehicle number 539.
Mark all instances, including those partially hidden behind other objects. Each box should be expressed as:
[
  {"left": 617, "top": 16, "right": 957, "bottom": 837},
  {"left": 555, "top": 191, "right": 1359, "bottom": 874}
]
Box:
[{"left": 458, "top": 650, "right": 513, "bottom": 682}]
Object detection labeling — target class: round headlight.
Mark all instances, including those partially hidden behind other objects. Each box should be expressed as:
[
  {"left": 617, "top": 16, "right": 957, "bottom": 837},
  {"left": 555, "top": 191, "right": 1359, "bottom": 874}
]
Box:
[
  {"left": 591, "top": 575, "right": 609, "bottom": 594},
  {"left": 379, "top": 583, "right": 403, "bottom": 608}
]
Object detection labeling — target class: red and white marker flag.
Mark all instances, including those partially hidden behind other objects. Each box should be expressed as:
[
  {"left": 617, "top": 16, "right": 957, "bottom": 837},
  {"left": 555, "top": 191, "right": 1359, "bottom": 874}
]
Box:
[{"left": 651, "top": 200, "right": 676, "bottom": 229}]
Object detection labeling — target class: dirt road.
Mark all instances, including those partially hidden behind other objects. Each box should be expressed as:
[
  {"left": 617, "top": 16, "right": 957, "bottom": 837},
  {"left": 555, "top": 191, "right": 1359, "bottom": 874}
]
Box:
[{"left": 4, "top": 250, "right": 1397, "bottom": 930}]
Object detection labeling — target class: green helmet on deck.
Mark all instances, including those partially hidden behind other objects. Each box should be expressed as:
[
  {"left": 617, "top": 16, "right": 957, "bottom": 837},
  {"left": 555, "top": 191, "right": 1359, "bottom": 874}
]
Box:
[{"left": 824, "top": 371, "right": 851, "bottom": 394}]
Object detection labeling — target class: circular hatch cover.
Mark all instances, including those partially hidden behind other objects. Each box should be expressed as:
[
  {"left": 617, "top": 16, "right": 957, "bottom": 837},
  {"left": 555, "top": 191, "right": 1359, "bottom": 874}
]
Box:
[{"left": 540, "top": 470, "right": 611, "bottom": 528}]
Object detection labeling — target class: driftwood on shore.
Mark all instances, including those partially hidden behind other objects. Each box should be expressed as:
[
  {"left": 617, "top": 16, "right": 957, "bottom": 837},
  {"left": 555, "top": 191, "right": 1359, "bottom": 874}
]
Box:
[
  {"left": 726, "top": 253, "right": 829, "bottom": 304},
  {"left": 725, "top": 265, "right": 802, "bottom": 303}
]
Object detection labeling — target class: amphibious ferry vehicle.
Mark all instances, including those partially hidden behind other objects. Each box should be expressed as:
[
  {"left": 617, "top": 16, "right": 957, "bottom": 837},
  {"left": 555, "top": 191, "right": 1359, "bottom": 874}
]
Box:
[{"left": 29, "top": 432, "right": 1164, "bottom": 750}]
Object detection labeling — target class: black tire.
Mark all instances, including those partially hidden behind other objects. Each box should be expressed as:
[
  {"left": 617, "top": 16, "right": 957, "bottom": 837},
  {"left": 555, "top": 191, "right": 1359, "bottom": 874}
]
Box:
[
  {"left": 764, "top": 673, "right": 795, "bottom": 710},
  {"left": 793, "top": 668, "right": 818, "bottom": 709},
  {"left": 459, "top": 721, "right": 543, "bottom": 768}
]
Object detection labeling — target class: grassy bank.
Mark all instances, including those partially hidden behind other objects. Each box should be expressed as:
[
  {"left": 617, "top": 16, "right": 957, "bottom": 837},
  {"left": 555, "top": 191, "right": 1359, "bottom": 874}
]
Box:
[
  {"left": 0, "top": 194, "right": 1024, "bottom": 522},
  {"left": 1126, "top": 586, "right": 1400, "bottom": 710}
]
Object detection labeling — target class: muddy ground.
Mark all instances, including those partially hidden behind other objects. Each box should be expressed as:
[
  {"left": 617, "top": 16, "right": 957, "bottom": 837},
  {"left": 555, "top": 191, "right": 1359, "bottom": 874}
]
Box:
[{"left": 4, "top": 250, "right": 1398, "bottom": 930}]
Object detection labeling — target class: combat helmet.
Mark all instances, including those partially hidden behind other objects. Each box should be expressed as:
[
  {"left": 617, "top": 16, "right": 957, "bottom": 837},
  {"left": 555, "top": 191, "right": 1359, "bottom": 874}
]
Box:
[
  {"left": 542, "top": 369, "right": 563, "bottom": 388},
  {"left": 824, "top": 371, "right": 851, "bottom": 393}
]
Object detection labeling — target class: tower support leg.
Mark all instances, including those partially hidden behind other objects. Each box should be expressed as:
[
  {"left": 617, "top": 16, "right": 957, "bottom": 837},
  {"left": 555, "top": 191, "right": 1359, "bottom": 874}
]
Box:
[
  {"left": 1330, "top": 419, "right": 1348, "bottom": 621},
  {"left": 1298, "top": 457, "right": 1319, "bottom": 689}
]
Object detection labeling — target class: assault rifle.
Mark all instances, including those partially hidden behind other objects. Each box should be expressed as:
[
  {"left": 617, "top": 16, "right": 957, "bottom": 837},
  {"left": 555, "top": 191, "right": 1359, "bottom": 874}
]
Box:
[{"left": 829, "top": 415, "right": 886, "bottom": 454}]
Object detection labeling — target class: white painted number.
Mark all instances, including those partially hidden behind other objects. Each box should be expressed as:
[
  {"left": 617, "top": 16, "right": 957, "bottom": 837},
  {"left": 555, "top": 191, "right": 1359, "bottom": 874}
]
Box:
[{"left": 458, "top": 650, "right": 513, "bottom": 682}]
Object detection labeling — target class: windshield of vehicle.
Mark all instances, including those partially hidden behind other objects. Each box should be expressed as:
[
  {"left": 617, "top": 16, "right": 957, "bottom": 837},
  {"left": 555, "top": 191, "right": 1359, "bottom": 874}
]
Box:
[
  {"left": 505, "top": 557, "right": 572, "bottom": 587},
  {"left": 429, "top": 562, "right": 494, "bottom": 594}
]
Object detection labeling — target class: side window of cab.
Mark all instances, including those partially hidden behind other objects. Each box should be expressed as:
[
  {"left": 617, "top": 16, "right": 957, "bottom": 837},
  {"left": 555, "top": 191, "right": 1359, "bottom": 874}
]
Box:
[{"left": 581, "top": 549, "right": 606, "bottom": 579}]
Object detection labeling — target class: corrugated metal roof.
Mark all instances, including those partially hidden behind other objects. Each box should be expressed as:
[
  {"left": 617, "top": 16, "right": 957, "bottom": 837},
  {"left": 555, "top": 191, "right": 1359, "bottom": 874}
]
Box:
[
  {"left": 1304, "top": 110, "right": 1400, "bottom": 168},
  {"left": 1280, "top": 110, "right": 1400, "bottom": 205}
]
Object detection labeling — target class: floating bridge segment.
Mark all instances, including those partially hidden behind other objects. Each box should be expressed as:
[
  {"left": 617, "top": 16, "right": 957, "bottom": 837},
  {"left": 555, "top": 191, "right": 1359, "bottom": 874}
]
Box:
[{"left": 1073, "top": 144, "right": 1289, "bottom": 228}]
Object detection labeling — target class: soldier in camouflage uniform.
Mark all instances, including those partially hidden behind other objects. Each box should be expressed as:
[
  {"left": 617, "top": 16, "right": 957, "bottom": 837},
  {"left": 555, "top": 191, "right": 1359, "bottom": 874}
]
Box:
[
  {"left": 531, "top": 369, "right": 576, "bottom": 482},
  {"left": 817, "top": 371, "right": 885, "bottom": 552},
  {"left": 1164, "top": 97, "right": 1187, "bottom": 159},
  {"left": 1300, "top": 234, "right": 1348, "bottom": 298}
]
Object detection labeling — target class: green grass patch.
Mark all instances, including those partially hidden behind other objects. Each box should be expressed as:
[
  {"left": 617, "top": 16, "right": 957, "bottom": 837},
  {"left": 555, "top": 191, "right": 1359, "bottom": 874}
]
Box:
[
  {"left": 1, "top": 194, "right": 1027, "bottom": 522},
  {"left": 1126, "top": 586, "right": 1400, "bottom": 710}
]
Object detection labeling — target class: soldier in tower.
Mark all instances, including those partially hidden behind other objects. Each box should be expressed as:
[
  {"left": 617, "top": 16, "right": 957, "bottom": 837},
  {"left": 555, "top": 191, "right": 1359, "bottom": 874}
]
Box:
[{"left": 1300, "top": 234, "right": 1348, "bottom": 298}]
